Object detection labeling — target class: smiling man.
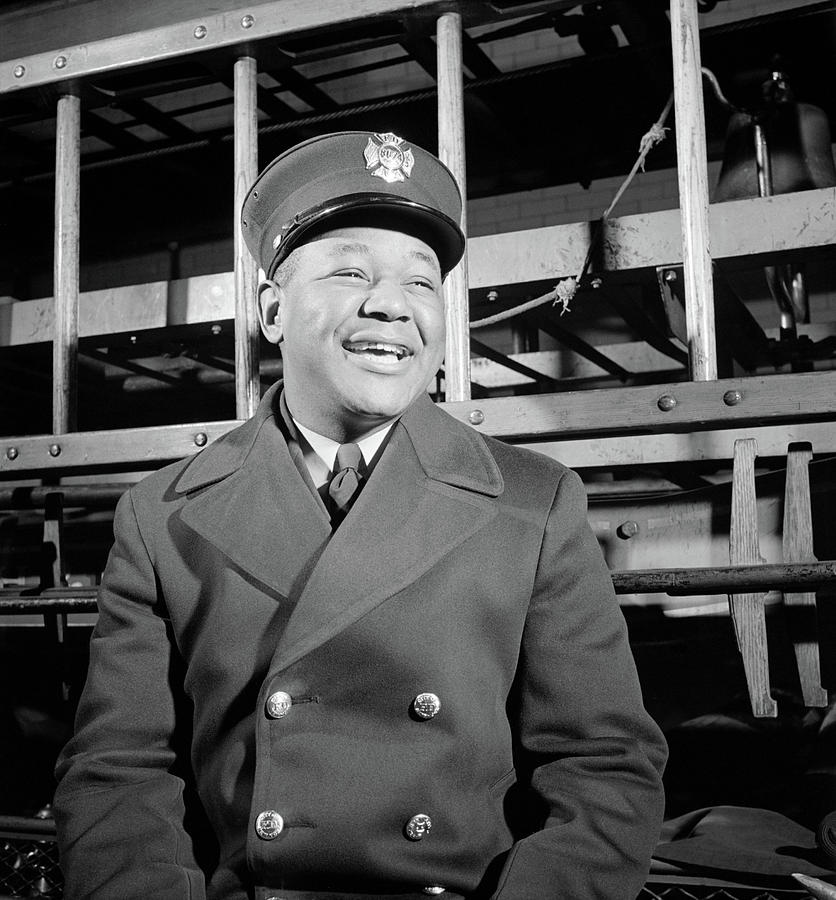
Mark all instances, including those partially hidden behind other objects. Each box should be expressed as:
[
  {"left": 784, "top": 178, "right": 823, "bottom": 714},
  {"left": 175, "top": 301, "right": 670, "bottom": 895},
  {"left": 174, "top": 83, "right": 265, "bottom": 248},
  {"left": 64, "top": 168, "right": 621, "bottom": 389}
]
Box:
[{"left": 54, "top": 131, "right": 666, "bottom": 900}]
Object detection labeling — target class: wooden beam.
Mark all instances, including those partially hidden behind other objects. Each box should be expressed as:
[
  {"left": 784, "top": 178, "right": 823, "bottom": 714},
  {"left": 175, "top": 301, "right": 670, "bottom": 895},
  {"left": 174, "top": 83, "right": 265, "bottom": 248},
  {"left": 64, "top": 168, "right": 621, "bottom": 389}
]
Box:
[
  {"left": 1, "top": 374, "right": 834, "bottom": 474},
  {"left": 467, "top": 187, "right": 836, "bottom": 291},
  {"left": 0, "top": 420, "right": 241, "bottom": 473},
  {"left": 528, "top": 310, "right": 631, "bottom": 381},
  {"left": 265, "top": 65, "right": 339, "bottom": 111},
  {"left": 524, "top": 421, "right": 836, "bottom": 469},
  {"left": 728, "top": 438, "right": 777, "bottom": 717},
  {"left": 470, "top": 341, "right": 684, "bottom": 389},
  {"left": 437, "top": 11, "right": 471, "bottom": 402},
  {"left": 4, "top": 189, "right": 834, "bottom": 348},
  {"left": 469, "top": 337, "right": 560, "bottom": 389},
  {"left": 81, "top": 109, "right": 147, "bottom": 151},
  {"left": 233, "top": 55, "right": 259, "bottom": 419},
  {"left": 444, "top": 371, "right": 836, "bottom": 441},
  {"left": 670, "top": 0, "right": 717, "bottom": 380},
  {"left": 0, "top": 0, "right": 460, "bottom": 95},
  {"left": 117, "top": 97, "right": 196, "bottom": 140},
  {"left": 53, "top": 90, "right": 80, "bottom": 435},
  {"left": 782, "top": 442, "right": 828, "bottom": 707}
]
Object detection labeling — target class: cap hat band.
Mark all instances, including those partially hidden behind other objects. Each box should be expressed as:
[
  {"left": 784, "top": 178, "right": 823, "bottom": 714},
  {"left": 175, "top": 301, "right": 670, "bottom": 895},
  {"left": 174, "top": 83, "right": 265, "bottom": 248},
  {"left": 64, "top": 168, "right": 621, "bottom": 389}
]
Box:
[{"left": 266, "top": 193, "right": 465, "bottom": 279}]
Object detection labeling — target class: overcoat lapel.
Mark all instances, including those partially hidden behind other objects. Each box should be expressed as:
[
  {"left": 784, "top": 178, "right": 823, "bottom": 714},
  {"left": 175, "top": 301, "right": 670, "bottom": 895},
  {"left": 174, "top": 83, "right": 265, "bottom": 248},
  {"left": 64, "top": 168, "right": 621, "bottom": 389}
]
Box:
[
  {"left": 271, "top": 393, "right": 504, "bottom": 674},
  {"left": 176, "top": 384, "right": 331, "bottom": 599}
]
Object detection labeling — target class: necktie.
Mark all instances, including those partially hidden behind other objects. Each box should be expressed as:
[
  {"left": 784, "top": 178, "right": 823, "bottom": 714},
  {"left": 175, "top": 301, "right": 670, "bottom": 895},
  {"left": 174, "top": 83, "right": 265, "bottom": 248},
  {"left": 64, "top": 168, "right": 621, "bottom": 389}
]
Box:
[{"left": 328, "top": 442, "right": 364, "bottom": 522}]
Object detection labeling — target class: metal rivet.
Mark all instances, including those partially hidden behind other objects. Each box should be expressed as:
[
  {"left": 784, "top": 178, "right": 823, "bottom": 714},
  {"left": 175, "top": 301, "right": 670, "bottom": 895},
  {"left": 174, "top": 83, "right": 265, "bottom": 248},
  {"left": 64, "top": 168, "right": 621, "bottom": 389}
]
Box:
[
  {"left": 664, "top": 269, "right": 677, "bottom": 283},
  {"left": 48, "top": 444, "right": 61, "bottom": 457},
  {"left": 486, "top": 290, "right": 499, "bottom": 303},
  {"left": 657, "top": 394, "right": 677, "bottom": 412},
  {"left": 617, "top": 521, "right": 639, "bottom": 540},
  {"left": 130, "top": 335, "right": 137, "bottom": 344},
  {"left": 468, "top": 409, "right": 485, "bottom": 426},
  {"left": 13, "top": 65, "right": 25, "bottom": 78},
  {"left": 194, "top": 24, "right": 207, "bottom": 39},
  {"left": 54, "top": 55, "right": 67, "bottom": 69},
  {"left": 5, "top": 447, "right": 18, "bottom": 460},
  {"left": 723, "top": 389, "right": 743, "bottom": 406},
  {"left": 194, "top": 432, "right": 208, "bottom": 447},
  {"left": 590, "top": 277, "right": 603, "bottom": 289},
  {"left": 211, "top": 324, "right": 222, "bottom": 335},
  {"left": 241, "top": 14, "right": 255, "bottom": 28}
]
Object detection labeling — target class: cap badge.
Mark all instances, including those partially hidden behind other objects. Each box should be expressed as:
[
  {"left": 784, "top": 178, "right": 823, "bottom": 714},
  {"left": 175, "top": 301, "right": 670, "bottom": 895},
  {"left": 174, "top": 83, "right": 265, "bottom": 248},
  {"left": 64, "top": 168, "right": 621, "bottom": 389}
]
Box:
[{"left": 364, "top": 132, "right": 414, "bottom": 183}]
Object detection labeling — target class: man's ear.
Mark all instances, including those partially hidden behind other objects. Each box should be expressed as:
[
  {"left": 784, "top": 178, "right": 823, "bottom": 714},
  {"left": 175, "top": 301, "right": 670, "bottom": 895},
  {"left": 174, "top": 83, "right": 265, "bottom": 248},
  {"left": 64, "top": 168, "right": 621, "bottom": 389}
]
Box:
[{"left": 256, "top": 279, "right": 284, "bottom": 345}]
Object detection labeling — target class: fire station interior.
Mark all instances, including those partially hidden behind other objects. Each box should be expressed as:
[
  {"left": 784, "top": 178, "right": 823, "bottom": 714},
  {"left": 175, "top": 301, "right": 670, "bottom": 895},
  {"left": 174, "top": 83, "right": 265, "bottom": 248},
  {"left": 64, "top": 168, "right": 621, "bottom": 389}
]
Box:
[{"left": 2, "top": 0, "right": 836, "bottom": 896}]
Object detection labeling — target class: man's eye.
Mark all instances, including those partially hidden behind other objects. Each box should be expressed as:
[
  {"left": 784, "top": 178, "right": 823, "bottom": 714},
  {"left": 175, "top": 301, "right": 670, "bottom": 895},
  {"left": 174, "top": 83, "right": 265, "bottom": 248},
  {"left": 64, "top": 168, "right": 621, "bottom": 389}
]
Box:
[
  {"left": 334, "top": 269, "right": 366, "bottom": 279},
  {"left": 409, "top": 278, "right": 435, "bottom": 290}
]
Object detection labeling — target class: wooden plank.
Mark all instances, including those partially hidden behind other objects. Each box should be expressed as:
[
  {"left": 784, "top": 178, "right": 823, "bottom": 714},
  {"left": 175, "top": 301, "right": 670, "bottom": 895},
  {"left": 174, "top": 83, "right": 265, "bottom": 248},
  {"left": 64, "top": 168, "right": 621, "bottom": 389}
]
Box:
[
  {"left": 437, "top": 11, "right": 471, "bottom": 402},
  {"left": 782, "top": 442, "right": 828, "bottom": 706},
  {"left": 233, "top": 55, "right": 259, "bottom": 420},
  {"left": 443, "top": 371, "right": 836, "bottom": 441},
  {"left": 53, "top": 90, "right": 81, "bottom": 435},
  {"left": 470, "top": 337, "right": 560, "bottom": 389},
  {"left": 1, "top": 381, "right": 834, "bottom": 475},
  {"left": 0, "top": 0, "right": 455, "bottom": 94},
  {"left": 470, "top": 341, "right": 683, "bottom": 389},
  {"left": 670, "top": 0, "right": 717, "bottom": 380},
  {"left": 0, "top": 0, "right": 579, "bottom": 69},
  {"left": 0, "top": 421, "right": 241, "bottom": 473},
  {"left": 728, "top": 438, "right": 777, "bottom": 717},
  {"left": 523, "top": 421, "right": 836, "bottom": 469},
  {"left": 3, "top": 191, "right": 834, "bottom": 349},
  {"left": 466, "top": 187, "right": 836, "bottom": 291},
  {"left": 0, "top": 274, "right": 235, "bottom": 346}
]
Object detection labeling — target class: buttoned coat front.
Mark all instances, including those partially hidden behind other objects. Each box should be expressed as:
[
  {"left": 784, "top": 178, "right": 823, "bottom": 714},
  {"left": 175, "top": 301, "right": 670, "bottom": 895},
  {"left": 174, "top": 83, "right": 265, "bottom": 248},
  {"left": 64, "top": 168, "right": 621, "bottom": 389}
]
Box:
[{"left": 54, "top": 383, "right": 666, "bottom": 900}]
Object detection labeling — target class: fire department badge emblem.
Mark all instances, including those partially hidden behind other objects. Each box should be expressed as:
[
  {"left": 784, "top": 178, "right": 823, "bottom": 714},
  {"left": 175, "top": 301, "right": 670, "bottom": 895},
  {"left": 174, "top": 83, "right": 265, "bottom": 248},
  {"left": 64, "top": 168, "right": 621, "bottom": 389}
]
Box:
[{"left": 363, "top": 132, "right": 415, "bottom": 183}]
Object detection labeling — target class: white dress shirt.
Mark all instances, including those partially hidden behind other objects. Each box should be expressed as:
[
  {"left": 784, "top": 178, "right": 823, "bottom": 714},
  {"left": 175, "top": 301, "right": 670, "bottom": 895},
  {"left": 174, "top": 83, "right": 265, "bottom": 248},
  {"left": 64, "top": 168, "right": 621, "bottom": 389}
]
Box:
[{"left": 291, "top": 418, "right": 394, "bottom": 489}]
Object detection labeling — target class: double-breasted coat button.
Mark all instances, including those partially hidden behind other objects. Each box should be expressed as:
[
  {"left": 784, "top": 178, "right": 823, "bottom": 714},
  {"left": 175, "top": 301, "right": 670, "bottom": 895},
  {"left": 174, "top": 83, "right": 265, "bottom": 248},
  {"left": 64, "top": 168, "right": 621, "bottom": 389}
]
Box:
[
  {"left": 423, "top": 887, "right": 446, "bottom": 895},
  {"left": 412, "top": 692, "right": 441, "bottom": 720},
  {"left": 404, "top": 813, "right": 432, "bottom": 840},
  {"left": 255, "top": 810, "right": 284, "bottom": 840},
  {"left": 266, "top": 690, "right": 292, "bottom": 719}
]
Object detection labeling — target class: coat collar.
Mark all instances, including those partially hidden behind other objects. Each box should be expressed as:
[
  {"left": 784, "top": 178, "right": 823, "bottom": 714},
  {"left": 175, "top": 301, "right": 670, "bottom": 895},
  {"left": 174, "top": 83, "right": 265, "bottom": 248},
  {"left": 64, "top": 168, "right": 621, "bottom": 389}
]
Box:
[
  {"left": 397, "top": 391, "right": 503, "bottom": 497},
  {"left": 175, "top": 383, "right": 503, "bottom": 500},
  {"left": 174, "top": 383, "right": 504, "bottom": 663}
]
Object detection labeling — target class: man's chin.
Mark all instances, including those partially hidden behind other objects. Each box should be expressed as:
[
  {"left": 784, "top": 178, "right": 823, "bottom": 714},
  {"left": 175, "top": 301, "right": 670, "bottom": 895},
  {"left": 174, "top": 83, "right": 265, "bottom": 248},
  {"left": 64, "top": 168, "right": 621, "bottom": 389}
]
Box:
[{"left": 346, "top": 389, "right": 422, "bottom": 425}]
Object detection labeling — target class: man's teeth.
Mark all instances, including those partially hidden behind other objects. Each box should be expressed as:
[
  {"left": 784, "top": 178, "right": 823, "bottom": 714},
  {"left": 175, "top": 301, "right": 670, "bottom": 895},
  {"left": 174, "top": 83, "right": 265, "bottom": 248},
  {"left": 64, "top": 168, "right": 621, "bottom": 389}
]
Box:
[{"left": 346, "top": 341, "right": 410, "bottom": 361}]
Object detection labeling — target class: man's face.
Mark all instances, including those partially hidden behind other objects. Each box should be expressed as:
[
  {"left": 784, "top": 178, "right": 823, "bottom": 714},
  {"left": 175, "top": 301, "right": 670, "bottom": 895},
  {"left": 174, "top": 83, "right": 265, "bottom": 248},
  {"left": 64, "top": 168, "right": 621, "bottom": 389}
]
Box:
[{"left": 260, "top": 225, "right": 446, "bottom": 441}]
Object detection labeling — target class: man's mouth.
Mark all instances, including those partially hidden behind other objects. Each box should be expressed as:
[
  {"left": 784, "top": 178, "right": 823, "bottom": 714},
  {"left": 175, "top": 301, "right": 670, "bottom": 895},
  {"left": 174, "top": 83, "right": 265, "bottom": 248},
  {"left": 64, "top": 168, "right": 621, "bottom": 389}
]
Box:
[{"left": 343, "top": 341, "right": 412, "bottom": 364}]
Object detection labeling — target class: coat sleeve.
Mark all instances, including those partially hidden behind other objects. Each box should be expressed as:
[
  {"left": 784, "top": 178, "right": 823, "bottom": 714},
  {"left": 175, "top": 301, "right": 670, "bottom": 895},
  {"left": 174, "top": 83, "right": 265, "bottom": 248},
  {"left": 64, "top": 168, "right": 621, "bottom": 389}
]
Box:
[
  {"left": 493, "top": 468, "right": 667, "bottom": 900},
  {"left": 53, "top": 489, "right": 208, "bottom": 900}
]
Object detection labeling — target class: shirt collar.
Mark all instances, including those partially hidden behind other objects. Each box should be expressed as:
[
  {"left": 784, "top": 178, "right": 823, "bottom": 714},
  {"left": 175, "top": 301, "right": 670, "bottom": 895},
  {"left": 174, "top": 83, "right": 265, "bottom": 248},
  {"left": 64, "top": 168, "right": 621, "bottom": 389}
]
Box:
[{"left": 292, "top": 417, "right": 395, "bottom": 488}]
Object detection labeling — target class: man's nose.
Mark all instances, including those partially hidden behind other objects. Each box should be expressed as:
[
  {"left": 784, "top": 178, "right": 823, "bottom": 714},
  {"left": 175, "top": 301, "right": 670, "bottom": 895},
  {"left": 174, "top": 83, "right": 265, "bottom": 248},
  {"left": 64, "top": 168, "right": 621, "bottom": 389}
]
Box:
[{"left": 360, "top": 280, "right": 411, "bottom": 321}]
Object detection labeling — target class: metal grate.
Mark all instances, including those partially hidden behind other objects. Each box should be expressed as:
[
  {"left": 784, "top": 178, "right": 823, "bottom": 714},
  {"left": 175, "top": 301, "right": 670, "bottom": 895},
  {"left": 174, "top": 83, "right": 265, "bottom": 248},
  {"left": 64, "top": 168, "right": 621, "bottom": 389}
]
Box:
[
  {"left": 0, "top": 837, "right": 63, "bottom": 899},
  {"left": 639, "top": 886, "right": 808, "bottom": 900},
  {"left": 0, "top": 849, "right": 818, "bottom": 900}
]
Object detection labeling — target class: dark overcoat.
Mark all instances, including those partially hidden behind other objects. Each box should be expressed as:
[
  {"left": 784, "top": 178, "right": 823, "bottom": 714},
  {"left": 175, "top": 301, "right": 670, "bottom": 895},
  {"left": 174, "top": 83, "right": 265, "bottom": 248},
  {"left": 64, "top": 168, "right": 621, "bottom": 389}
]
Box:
[{"left": 54, "top": 383, "right": 666, "bottom": 900}]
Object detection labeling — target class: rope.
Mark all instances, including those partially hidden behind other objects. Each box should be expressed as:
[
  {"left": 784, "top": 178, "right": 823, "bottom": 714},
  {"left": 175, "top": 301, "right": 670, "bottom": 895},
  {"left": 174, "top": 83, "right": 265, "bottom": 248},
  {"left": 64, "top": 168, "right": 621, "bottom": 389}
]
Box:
[{"left": 471, "top": 91, "right": 675, "bottom": 329}]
